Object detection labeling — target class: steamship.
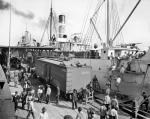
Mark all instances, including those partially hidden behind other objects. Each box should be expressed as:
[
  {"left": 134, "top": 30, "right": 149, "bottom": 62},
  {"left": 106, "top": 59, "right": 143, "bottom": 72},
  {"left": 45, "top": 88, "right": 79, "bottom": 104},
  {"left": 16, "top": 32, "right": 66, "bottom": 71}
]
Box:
[{"left": 17, "top": 0, "right": 150, "bottom": 110}]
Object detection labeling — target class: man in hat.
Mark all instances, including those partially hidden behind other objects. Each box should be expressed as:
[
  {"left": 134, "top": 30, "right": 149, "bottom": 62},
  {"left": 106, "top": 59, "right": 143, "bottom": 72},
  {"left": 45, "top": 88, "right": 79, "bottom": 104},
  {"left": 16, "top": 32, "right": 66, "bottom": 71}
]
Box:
[
  {"left": 21, "top": 89, "right": 27, "bottom": 109},
  {"left": 39, "top": 107, "right": 49, "bottom": 119},
  {"left": 72, "top": 89, "right": 78, "bottom": 109},
  {"left": 26, "top": 97, "right": 35, "bottom": 119},
  {"left": 46, "top": 85, "right": 51, "bottom": 104},
  {"left": 111, "top": 95, "right": 119, "bottom": 110},
  {"left": 12, "top": 91, "right": 20, "bottom": 111},
  {"left": 87, "top": 108, "right": 95, "bottom": 119},
  {"left": 76, "top": 107, "right": 84, "bottom": 119}
]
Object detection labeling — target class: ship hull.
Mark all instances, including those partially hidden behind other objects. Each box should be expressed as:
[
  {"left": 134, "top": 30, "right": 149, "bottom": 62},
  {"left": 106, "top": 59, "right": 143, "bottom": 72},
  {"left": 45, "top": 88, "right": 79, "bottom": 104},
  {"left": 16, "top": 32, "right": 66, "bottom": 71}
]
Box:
[{"left": 72, "top": 58, "right": 150, "bottom": 98}]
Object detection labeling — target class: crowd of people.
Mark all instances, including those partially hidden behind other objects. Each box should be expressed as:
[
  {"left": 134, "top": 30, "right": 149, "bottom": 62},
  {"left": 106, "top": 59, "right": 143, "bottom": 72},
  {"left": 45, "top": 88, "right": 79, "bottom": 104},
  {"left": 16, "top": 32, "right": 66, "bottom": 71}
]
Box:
[
  {"left": 9, "top": 63, "right": 120, "bottom": 119},
  {"left": 12, "top": 74, "right": 60, "bottom": 119}
]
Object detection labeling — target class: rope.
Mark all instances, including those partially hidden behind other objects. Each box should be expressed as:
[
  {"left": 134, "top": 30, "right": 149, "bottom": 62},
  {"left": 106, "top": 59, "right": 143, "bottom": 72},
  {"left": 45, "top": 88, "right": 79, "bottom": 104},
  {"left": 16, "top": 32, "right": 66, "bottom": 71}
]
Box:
[
  {"left": 80, "top": 0, "right": 93, "bottom": 41},
  {"left": 40, "top": 16, "right": 50, "bottom": 45},
  {"left": 52, "top": 11, "right": 58, "bottom": 35},
  {"left": 81, "top": 0, "right": 105, "bottom": 50},
  {"left": 110, "top": 0, "right": 124, "bottom": 46},
  {"left": 46, "top": 26, "right": 49, "bottom": 42}
]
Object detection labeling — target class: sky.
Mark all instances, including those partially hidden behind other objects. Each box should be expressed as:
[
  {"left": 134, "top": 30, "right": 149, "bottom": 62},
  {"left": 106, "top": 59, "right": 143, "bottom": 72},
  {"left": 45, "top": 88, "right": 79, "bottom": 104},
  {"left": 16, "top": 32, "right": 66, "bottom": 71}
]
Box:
[{"left": 0, "top": 0, "right": 150, "bottom": 50}]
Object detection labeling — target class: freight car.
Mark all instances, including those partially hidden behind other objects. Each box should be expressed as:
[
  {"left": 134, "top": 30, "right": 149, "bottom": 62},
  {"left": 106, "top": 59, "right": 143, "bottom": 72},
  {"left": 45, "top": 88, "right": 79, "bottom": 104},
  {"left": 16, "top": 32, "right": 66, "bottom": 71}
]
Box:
[{"left": 35, "top": 58, "right": 92, "bottom": 95}]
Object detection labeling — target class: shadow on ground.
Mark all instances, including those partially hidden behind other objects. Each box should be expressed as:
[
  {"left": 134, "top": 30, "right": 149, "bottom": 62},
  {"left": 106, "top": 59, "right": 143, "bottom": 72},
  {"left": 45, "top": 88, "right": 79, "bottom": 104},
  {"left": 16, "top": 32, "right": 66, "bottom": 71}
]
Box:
[{"left": 52, "top": 103, "right": 72, "bottom": 110}]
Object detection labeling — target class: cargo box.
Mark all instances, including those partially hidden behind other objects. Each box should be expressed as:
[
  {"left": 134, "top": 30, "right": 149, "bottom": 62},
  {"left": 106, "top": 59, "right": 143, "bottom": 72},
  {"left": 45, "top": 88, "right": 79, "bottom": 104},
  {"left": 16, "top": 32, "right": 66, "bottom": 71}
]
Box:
[{"left": 35, "top": 58, "right": 92, "bottom": 94}]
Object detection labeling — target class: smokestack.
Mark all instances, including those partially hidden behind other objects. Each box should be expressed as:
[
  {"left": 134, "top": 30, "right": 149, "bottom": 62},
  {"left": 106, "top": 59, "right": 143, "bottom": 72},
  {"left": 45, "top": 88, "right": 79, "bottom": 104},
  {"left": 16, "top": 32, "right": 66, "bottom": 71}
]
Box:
[{"left": 58, "top": 14, "right": 67, "bottom": 38}]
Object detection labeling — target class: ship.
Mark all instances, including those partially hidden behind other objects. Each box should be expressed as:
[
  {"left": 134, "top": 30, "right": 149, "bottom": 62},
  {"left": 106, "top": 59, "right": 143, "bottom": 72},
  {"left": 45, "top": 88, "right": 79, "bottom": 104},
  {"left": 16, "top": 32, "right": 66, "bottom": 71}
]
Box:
[
  {"left": 3, "top": 0, "right": 149, "bottom": 100},
  {"left": 34, "top": 0, "right": 150, "bottom": 98},
  {"left": 34, "top": 0, "right": 150, "bottom": 116}
]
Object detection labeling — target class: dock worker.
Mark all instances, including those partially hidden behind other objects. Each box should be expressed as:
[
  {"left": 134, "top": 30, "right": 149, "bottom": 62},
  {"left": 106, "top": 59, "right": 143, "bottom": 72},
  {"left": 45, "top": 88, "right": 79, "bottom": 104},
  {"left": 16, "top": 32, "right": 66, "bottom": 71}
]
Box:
[
  {"left": 72, "top": 89, "right": 78, "bottom": 110},
  {"left": 111, "top": 95, "right": 119, "bottom": 110},
  {"left": 26, "top": 97, "right": 35, "bottom": 119},
  {"left": 131, "top": 98, "right": 138, "bottom": 119},
  {"left": 120, "top": 65, "right": 125, "bottom": 80},
  {"left": 87, "top": 108, "right": 95, "bottom": 119},
  {"left": 56, "top": 86, "right": 60, "bottom": 104},
  {"left": 99, "top": 103, "right": 107, "bottom": 119},
  {"left": 39, "top": 107, "right": 49, "bottom": 119},
  {"left": 12, "top": 91, "right": 20, "bottom": 111},
  {"left": 141, "top": 92, "right": 149, "bottom": 112},
  {"left": 115, "top": 77, "right": 121, "bottom": 92},
  {"left": 24, "top": 73, "right": 28, "bottom": 82},
  {"left": 31, "top": 86, "right": 35, "bottom": 98},
  {"left": 46, "top": 85, "right": 51, "bottom": 104},
  {"left": 109, "top": 105, "right": 119, "bottom": 119},
  {"left": 106, "top": 81, "right": 111, "bottom": 97},
  {"left": 120, "top": 64, "right": 125, "bottom": 73},
  {"left": 37, "top": 86, "right": 43, "bottom": 102},
  {"left": 110, "top": 52, "right": 114, "bottom": 66},
  {"left": 104, "top": 91, "right": 111, "bottom": 111},
  {"left": 21, "top": 89, "right": 27, "bottom": 109},
  {"left": 6, "top": 69, "right": 10, "bottom": 83},
  {"left": 14, "top": 70, "right": 18, "bottom": 87},
  {"left": 76, "top": 107, "right": 84, "bottom": 119}
]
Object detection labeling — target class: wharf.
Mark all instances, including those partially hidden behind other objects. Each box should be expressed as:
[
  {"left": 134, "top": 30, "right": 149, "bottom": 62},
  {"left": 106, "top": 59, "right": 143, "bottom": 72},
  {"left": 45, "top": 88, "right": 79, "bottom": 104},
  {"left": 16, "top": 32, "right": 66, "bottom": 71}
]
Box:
[{"left": 8, "top": 78, "right": 130, "bottom": 119}]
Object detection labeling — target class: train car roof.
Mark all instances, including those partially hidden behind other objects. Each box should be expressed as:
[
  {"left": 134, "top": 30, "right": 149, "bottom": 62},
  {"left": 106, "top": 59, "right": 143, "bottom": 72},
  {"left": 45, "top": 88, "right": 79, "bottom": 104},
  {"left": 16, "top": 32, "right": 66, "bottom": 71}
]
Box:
[{"left": 37, "top": 58, "right": 91, "bottom": 68}]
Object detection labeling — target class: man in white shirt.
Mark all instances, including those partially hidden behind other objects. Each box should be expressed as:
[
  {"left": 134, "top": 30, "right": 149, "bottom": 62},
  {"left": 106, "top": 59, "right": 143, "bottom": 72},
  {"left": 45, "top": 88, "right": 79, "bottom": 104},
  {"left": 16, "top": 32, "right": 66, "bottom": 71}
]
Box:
[
  {"left": 76, "top": 107, "right": 85, "bottom": 119},
  {"left": 46, "top": 85, "right": 51, "bottom": 104},
  {"left": 39, "top": 107, "right": 49, "bottom": 119},
  {"left": 120, "top": 65, "right": 125, "bottom": 80},
  {"left": 110, "top": 105, "right": 118, "bottom": 119},
  {"left": 26, "top": 96, "right": 35, "bottom": 119},
  {"left": 37, "top": 86, "right": 43, "bottom": 102},
  {"left": 116, "top": 77, "right": 121, "bottom": 92},
  {"left": 111, "top": 95, "right": 119, "bottom": 110},
  {"left": 104, "top": 92, "right": 111, "bottom": 111}
]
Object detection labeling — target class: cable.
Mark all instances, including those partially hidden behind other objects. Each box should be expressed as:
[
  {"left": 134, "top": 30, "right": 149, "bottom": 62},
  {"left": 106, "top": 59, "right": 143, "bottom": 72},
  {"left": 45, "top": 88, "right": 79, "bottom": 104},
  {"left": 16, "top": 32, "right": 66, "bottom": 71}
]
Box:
[
  {"left": 80, "top": 0, "right": 93, "bottom": 41},
  {"left": 81, "top": 0, "right": 106, "bottom": 50},
  {"left": 110, "top": 0, "right": 124, "bottom": 46},
  {"left": 40, "top": 16, "right": 50, "bottom": 45}
]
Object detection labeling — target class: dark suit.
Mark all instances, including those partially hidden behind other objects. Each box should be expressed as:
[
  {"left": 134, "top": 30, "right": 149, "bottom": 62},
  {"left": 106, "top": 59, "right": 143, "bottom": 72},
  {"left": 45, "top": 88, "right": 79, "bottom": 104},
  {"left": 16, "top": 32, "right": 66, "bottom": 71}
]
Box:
[
  {"left": 72, "top": 92, "right": 78, "bottom": 109},
  {"left": 13, "top": 95, "right": 20, "bottom": 111}
]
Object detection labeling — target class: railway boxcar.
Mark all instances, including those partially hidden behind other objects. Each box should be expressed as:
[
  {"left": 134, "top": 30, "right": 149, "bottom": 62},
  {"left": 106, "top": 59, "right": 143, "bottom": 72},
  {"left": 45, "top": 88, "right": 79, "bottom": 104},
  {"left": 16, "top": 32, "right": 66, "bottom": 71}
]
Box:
[{"left": 35, "top": 58, "right": 92, "bottom": 94}]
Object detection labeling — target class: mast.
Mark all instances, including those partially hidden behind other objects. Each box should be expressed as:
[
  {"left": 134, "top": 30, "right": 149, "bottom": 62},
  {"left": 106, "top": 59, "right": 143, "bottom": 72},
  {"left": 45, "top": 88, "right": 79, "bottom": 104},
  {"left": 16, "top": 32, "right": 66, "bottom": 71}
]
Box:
[
  {"left": 49, "top": 0, "right": 53, "bottom": 46},
  {"left": 106, "top": 0, "right": 110, "bottom": 47},
  {"left": 7, "top": 0, "right": 12, "bottom": 71}
]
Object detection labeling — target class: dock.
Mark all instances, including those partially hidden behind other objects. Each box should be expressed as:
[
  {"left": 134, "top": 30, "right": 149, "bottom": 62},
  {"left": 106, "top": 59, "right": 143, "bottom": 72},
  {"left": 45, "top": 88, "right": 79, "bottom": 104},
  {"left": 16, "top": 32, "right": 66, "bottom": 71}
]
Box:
[{"left": 8, "top": 76, "right": 131, "bottom": 119}]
